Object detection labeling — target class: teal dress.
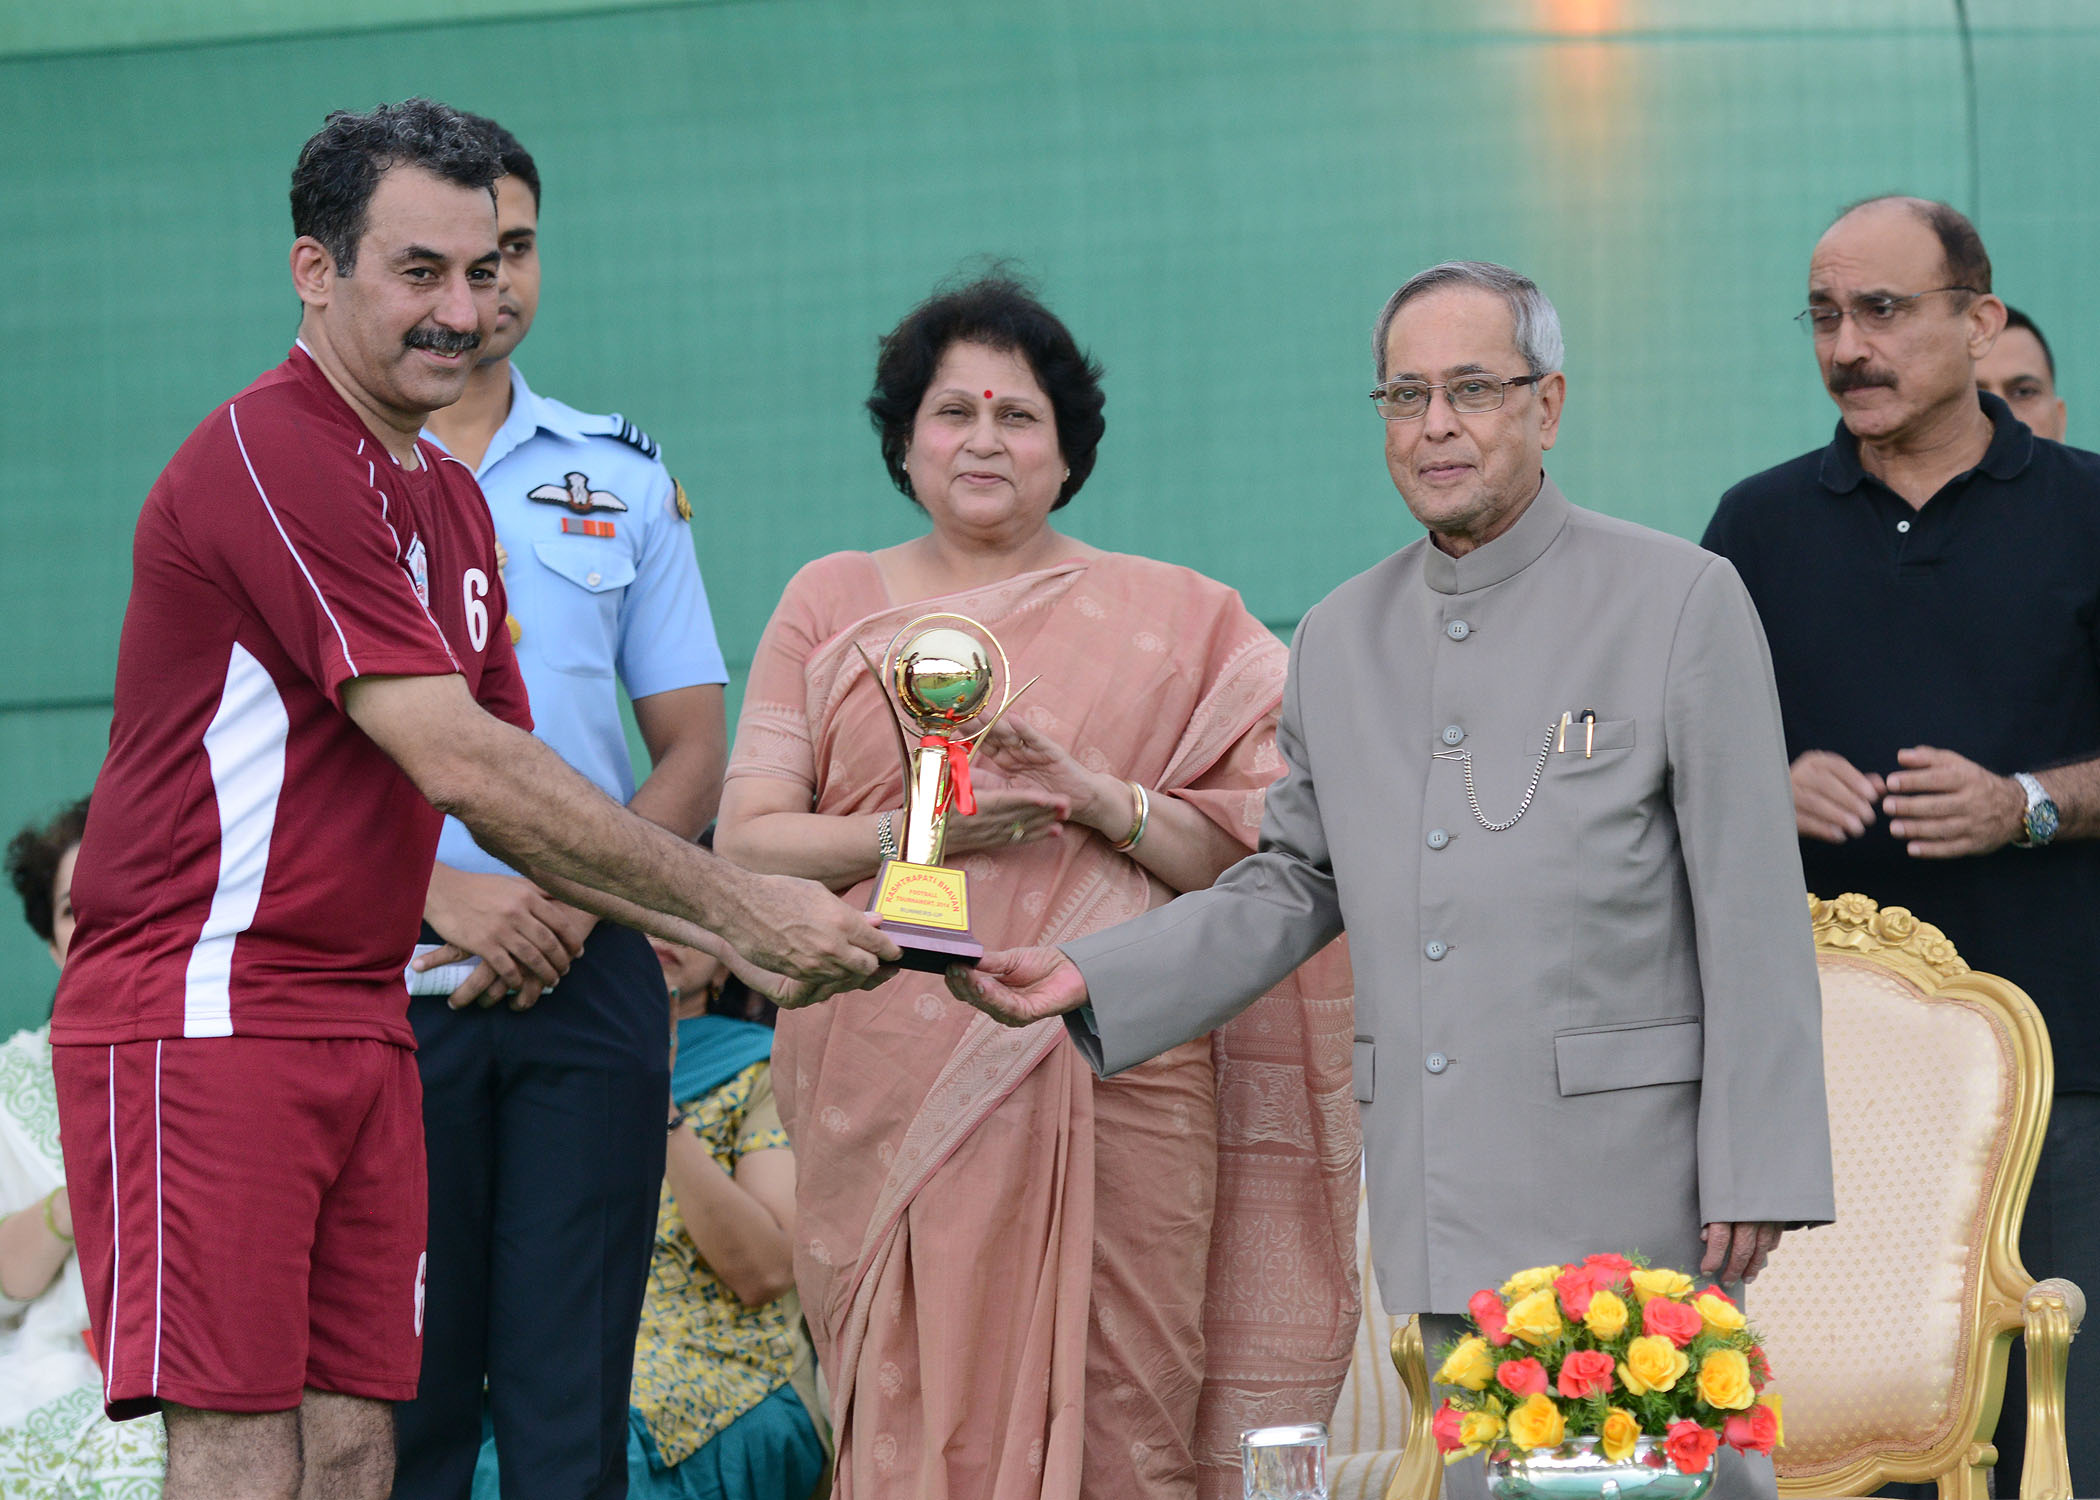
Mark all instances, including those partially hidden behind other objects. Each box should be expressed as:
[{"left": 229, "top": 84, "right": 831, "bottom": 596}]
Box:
[{"left": 474, "top": 1016, "right": 823, "bottom": 1500}]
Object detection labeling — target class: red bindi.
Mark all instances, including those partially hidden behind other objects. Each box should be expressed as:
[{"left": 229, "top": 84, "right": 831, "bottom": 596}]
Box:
[{"left": 983, "top": 390, "right": 995, "bottom": 399}]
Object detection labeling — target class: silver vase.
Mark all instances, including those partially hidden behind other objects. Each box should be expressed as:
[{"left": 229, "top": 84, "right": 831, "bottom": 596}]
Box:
[{"left": 1485, "top": 1436, "right": 1717, "bottom": 1500}]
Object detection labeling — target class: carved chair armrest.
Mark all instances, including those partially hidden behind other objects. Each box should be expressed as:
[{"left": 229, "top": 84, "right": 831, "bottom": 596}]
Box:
[
  {"left": 2018, "top": 1278, "right": 2086, "bottom": 1500},
  {"left": 1385, "top": 1315, "right": 1441, "bottom": 1500}
]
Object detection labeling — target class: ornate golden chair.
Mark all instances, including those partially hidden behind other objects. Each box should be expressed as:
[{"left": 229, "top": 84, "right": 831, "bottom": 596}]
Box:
[
  {"left": 1373, "top": 895, "right": 2081, "bottom": 1500},
  {"left": 1323, "top": 1186, "right": 1436, "bottom": 1499},
  {"left": 1754, "top": 895, "right": 2082, "bottom": 1500}
]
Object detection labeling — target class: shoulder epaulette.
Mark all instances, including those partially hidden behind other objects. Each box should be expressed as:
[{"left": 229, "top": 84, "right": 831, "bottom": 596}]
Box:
[{"left": 605, "top": 414, "right": 660, "bottom": 462}]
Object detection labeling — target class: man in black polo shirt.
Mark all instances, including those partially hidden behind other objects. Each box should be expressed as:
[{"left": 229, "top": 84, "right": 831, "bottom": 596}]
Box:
[{"left": 1704, "top": 195, "right": 2100, "bottom": 1492}]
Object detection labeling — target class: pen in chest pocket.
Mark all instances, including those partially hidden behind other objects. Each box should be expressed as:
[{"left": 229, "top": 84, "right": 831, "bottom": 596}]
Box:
[{"left": 1555, "top": 708, "right": 1599, "bottom": 757}]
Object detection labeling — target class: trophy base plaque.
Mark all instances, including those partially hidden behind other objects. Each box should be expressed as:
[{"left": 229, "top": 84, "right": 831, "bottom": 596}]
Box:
[{"left": 869, "top": 858, "right": 982, "bottom": 973}]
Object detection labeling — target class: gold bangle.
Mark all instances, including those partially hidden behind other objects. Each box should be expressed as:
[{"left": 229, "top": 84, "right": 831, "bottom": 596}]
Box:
[
  {"left": 1110, "top": 781, "right": 1150, "bottom": 852},
  {"left": 41, "top": 1189, "right": 70, "bottom": 1245}
]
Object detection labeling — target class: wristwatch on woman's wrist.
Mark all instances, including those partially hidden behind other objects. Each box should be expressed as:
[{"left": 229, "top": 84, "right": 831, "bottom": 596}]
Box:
[{"left": 2012, "top": 771, "right": 2060, "bottom": 848}]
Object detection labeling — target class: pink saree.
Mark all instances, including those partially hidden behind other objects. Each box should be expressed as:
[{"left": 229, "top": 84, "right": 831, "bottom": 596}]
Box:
[{"left": 728, "top": 552, "right": 1359, "bottom": 1499}]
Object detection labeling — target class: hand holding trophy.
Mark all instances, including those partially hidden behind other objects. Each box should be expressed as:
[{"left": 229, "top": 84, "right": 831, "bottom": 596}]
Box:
[{"left": 858, "top": 614, "right": 1037, "bottom": 972}]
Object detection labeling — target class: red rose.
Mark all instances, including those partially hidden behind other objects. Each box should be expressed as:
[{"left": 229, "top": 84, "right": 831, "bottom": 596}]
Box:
[
  {"left": 1432, "top": 1400, "right": 1465, "bottom": 1454},
  {"left": 1664, "top": 1420, "right": 1721, "bottom": 1474},
  {"left": 1583, "top": 1252, "right": 1634, "bottom": 1278},
  {"left": 1699, "top": 1283, "right": 1736, "bottom": 1306},
  {"left": 1496, "top": 1357, "right": 1549, "bottom": 1398},
  {"left": 1554, "top": 1264, "right": 1597, "bottom": 1320},
  {"left": 1747, "top": 1344, "right": 1773, "bottom": 1390},
  {"left": 1469, "top": 1288, "right": 1513, "bottom": 1347},
  {"left": 1723, "top": 1403, "right": 1780, "bottom": 1455},
  {"left": 1643, "top": 1296, "right": 1704, "bottom": 1347},
  {"left": 1556, "top": 1349, "right": 1615, "bottom": 1399}
]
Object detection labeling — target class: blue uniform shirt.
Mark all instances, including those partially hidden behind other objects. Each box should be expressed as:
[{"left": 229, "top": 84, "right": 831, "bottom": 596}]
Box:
[{"left": 429, "top": 365, "right": 726, "bottom": 878}]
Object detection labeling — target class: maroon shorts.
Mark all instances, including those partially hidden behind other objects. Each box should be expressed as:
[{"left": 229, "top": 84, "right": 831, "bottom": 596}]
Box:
[{"left": 53, "top": 1037, "right": 426, "bottom": 1419}]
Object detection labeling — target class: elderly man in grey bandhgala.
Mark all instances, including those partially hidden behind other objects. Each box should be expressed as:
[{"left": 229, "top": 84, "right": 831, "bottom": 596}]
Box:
[{"left": 948, "top": 261, "right": 1836, "bottom": 1498}]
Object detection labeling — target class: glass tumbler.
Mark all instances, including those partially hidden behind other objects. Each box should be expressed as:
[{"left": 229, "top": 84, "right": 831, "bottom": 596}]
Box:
[{"left": 1240, "top": 1422, "right": 1327, "bottom": 1500}]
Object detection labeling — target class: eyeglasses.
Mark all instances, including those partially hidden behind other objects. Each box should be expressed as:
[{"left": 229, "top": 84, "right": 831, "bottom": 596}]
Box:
[
  {"left": 1369, "top": 373, "right": 1542, "bottom": 421},
  {"left": 1795, "top": 286, "right": 1977, "bottom": 338}
]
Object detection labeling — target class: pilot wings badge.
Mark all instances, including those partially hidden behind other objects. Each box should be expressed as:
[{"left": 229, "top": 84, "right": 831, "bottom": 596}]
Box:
[{"left": 527, "top": 472, "right": 628, "bottom": 515}]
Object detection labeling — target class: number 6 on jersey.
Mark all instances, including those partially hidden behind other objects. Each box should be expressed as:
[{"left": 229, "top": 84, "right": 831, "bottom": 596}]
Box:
[{"left": 463, "top": 567, "right": 489, "bottom": 652}]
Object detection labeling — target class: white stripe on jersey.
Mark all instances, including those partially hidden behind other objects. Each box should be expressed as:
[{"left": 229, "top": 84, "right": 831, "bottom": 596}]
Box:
[
  {"left": 103, "top": 1047, "right": 118, "bottom": 1403},
  {"left": 181, "top": 643, "right": 289, "bottom": 1038},
  {"left": 230, "top": 403, "right": 359, "bottom": 677},
  {"left": 151, "top": 1040, "right": 165, "bottom": 1394}
]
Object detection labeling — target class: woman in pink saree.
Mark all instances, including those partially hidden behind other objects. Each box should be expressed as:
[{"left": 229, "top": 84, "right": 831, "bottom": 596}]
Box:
[{"left": 715, "top": 277, "right": 1359, "bottom": 1499}]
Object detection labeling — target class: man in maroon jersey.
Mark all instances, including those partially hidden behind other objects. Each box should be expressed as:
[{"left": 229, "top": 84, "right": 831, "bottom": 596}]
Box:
[{"left": 51, "top": 99, "right": 896, "bottom": 1500}]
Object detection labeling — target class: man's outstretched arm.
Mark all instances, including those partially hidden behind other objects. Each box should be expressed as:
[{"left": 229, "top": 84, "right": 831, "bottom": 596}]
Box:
[
  {"left": 344, "top": 672, "right": 898, "bottom": 1003},
  {"left": 954, "top": 613, "right": 1344, "bottom": 1072}
]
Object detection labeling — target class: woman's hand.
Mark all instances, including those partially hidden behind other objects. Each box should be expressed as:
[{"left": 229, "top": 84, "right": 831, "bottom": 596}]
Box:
[
  {"left": 981, "top": 719, "right": 1129, "bottom": 839},
  {"left": 939, "top": 787, "right": 1070, "bottom": 857}
]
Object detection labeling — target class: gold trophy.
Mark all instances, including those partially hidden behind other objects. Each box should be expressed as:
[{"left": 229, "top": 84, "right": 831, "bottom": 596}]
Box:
[{"left": 858, "top": 614, "right": 1036, "bottom": 972}]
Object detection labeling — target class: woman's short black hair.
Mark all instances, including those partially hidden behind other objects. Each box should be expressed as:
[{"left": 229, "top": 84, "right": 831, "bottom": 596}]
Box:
[
  {"left": 867, "top": 272, "right": 1106, "bottom": 511},
  {"left": 6, "top": 796, "right": 89, "bottom": 945}
]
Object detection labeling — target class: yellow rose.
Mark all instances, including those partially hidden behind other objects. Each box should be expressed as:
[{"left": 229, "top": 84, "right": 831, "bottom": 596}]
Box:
[
  {"left": 1694, "top": 1291, "right": 1746, "bottom": 1337},
  {"left": 1500, "top": 1265, "right": 1562, "bottom": 1299},
  {"left": 1600, "top": 1407, "right": 1640, "bottom": 1463},
  {"left": 1458, "top": 1409, "right": 1505, "bottom": 1454},
  {"left": 1504, "top": 1392, "right": 1565, "bottom": 1453},
  {"left": 1629, "top": 1267, "right": 1694, "bottom": 1303},
  {"left": 1696, "top": 1348, "right": 1756, "bottom": 1410},
  {"left": 1505, "top": 1288, "right": 1564, "bottom": 1347},
  {"left": 1759, "top": 1393, "right": 1784, "bottom": 1444},
  {"left": 1584, "top": 1288, "right": 1629, "bottom": 1340},
  {"left": 1619, "top": 1334, "right": 1690, "bottom": 1395},
  {"left": 1435, "top": 1337, "right": 1497, "bottom": 1392}
]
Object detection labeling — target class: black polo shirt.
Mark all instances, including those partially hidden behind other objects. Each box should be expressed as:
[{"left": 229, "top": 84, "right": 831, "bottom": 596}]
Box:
[{"left": 1704, "top": 392, "right": 2100, "bottom": 1090}]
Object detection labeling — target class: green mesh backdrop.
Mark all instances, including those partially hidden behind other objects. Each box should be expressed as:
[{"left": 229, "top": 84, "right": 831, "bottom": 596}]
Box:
[{"left": 2, "top": 0, "right": 2092, "bottom": 1027}]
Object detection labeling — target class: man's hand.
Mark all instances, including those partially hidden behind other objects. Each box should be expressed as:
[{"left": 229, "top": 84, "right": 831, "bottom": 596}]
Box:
[
  {"left": 1883, "top": 746, "right": 2027, "bottom": 858},
  {"left": 1701, "top": 1221, "right": 1783, "bottom": 1283},
  {"left": 420, "top": 868, "right": 595, "bottom": 1010},
  {"left": 677, "top": 914, "right": 896, "bottom": 1010},
  {"left": 1790, "top": 750, "right": 1885, "bottom": 843},
  {"left": 717, "top": 873, "right": 902, "bottom": 1001},
  {"left": 945, "top": 947, "right": 1090, "bottom": 1027}
]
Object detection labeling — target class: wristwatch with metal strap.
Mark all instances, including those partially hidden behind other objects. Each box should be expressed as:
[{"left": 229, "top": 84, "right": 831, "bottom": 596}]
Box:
[{"left": 2012, "top": 771, "right": 2060, "bottom": 848}]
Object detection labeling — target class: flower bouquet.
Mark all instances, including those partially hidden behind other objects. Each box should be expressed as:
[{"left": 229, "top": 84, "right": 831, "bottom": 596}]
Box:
[{"left": 1431, "top": 1255, "right": 1782, "bottom": 1499}]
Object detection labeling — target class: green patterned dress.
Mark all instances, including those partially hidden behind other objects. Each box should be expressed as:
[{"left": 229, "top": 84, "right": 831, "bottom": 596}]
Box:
[{"left": 0, "top": 1025, "right": 165, "bottom": 1497}]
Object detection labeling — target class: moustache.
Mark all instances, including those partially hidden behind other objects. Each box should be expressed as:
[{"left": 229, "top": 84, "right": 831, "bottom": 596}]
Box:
[
  {"left": 404, "top": 325, "right": 482, "bottom": 356},
  {"left": 1827, "top": 365, "right": 1896, "bottom": 395}
]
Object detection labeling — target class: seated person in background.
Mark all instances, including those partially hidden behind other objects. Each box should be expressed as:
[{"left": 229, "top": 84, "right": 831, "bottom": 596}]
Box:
[
  {"left": 476, "top": 932, "right": 826, "bottom": 1500},
  {"left": 0, "top": 797, "right": 166, "bottom": 1493}
]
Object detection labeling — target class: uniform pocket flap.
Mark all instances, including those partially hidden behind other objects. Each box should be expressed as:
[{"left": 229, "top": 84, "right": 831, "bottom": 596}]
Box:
[
  {"left": 1551, "top": 717, "right": 1636, "bottom": 757},
  {"left": 1586, "top": 717, "right": 1635, "bottom": 753},
  {"left": 1352, "top": 1038, "right": 1375, "bottom": 1103},
  {"left": 532, "top": 538, "right": 636, "bottom": 593},
  {"left": 1555, "top": 1017, "right": 1702, "bottom": 1096}
]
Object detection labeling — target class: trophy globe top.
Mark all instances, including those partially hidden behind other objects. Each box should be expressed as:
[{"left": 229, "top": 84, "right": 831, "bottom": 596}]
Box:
[{"left": 893, "top": 626, "right": 994, "bottom": 728}]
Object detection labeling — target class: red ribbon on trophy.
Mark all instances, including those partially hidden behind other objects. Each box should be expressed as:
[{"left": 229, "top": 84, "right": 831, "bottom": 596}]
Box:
[{"left": 921, "top": 733, "right": 977, "bottom": 817}]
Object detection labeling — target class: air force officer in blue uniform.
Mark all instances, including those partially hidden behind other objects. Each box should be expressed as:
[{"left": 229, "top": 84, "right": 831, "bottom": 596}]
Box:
[{"left": 394, "top": 119, "right": 730, "bottom": 1500}]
